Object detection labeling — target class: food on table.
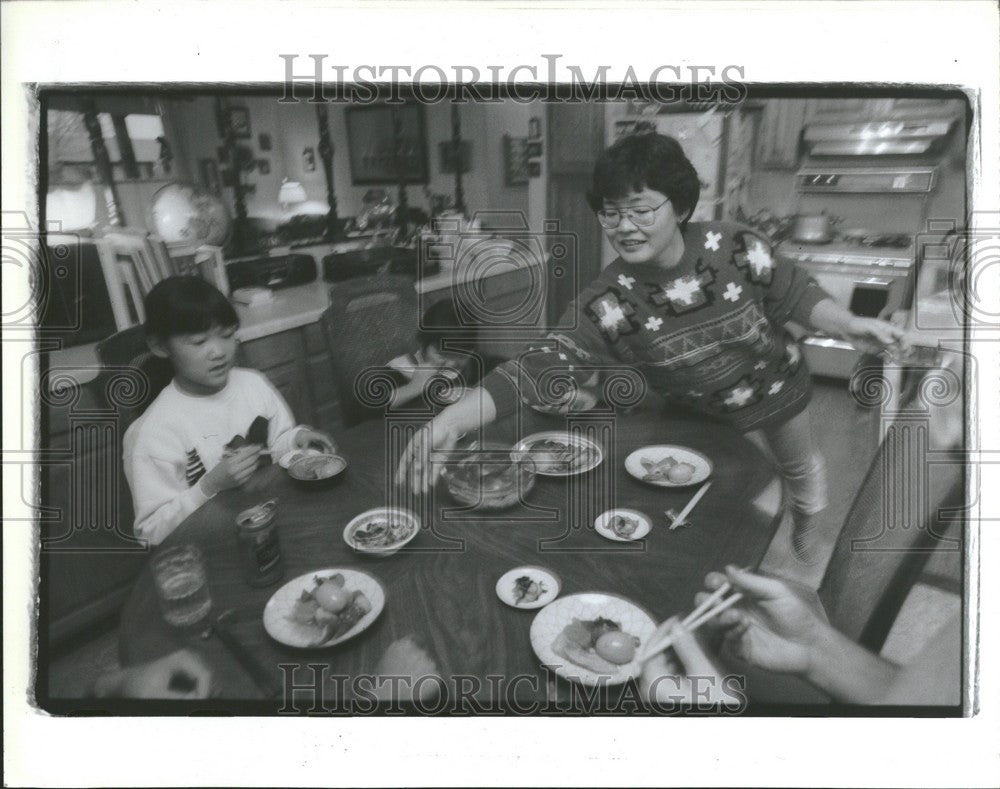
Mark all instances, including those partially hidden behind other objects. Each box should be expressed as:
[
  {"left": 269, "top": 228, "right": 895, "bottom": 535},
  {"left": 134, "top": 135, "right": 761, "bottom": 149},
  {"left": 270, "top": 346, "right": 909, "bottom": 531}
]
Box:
[
  {"left": 608, "top": 514, "right": 639, "bottom": 539},
  {"left": 513, "top": 575, "right": 547, "bottom": 605},
  {"left": 530, "top": 438, "right": 596, "bottom": 472},
  {"left": 290, "top": 455, "right": 345, "bottom": 481},
  {"left": 641, "top": 455, "right": 696, "bottom": 483},
  {"left": 288, "top": 572, "right": 373, "bottom": 645},
  {"left": 350, "top": 514, "right": 415, "bottom": 550},
  {"left": 552, "top": 616, "right": 641, "bottom": 673},
  {"left": 444, "top": 446, "right": 535, "bottom": 509}
]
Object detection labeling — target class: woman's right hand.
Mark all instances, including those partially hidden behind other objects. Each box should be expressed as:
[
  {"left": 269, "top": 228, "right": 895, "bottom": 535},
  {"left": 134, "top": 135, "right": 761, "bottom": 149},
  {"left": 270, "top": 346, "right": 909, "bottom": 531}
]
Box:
[
  {"left": 200, "top": 444, "right": 263, "bottom": 497},
  {"left": 394, "top": 415, "right": 462, "bottom": 494}
]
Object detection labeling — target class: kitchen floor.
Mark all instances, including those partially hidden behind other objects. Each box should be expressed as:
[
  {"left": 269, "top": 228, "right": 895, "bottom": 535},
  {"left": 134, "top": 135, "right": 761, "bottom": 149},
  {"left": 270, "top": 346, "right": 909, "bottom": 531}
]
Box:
[{"left": 44, "top": 378, "right": 961, "bottom": 702}]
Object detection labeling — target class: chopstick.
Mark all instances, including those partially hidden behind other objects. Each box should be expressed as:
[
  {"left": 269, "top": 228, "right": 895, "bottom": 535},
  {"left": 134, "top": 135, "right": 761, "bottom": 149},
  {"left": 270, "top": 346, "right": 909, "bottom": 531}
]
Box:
[
  {"left": 667, "top": 481, "right": 712, "bottom": 529},
  {"left": 637, "top": 581, "right": 744, "bottom": 664}
]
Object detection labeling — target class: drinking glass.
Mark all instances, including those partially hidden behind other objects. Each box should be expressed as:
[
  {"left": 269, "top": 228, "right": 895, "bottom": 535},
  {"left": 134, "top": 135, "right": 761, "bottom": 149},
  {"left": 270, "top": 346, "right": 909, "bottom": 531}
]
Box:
[{"left": 152, "top": 544, "right": 212, "bottom": 631}]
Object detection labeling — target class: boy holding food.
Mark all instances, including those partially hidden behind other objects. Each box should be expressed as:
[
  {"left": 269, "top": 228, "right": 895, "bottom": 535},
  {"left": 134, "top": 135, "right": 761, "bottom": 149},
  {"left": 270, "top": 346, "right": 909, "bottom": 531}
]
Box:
[
  {"left": 397, "top": 131, "right": 907, "bottom": 564},
  {"left": 123, "top": 276, "right": 336, "bottom": 545}
]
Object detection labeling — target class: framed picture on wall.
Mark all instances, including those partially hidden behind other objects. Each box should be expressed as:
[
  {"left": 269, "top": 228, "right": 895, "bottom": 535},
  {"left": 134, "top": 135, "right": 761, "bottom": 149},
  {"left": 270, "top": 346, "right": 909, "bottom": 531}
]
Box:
[
  {"left": 503, "top": 135, "right": 529, "bottom": 186},
  {"left": 226, "top": 106, "right": 252, "bottom": 139},
  {"left": 199, "top": 158, "right": 221, "bottom": 196},
  {"left": 345, "top": 105, "right": 428, "bottom": 185}
]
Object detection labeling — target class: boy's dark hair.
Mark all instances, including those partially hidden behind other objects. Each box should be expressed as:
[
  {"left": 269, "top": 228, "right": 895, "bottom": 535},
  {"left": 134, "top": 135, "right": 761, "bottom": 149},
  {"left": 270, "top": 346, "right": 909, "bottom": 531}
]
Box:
[
  {"left": 144, "top": 276, "right": 239, "bottom": 341},
  {"left": 586, "top": 131, "right": 701, "bottom": 228},
  {"left": 415, "top": 298, "right": 473, "bottom": 352}
]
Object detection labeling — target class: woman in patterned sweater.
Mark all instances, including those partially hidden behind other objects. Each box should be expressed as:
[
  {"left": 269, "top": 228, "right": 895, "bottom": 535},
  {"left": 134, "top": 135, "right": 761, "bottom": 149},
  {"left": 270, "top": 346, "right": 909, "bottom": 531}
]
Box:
[{"left": 397, "top": 131, "right": 906, "bottom": 563}]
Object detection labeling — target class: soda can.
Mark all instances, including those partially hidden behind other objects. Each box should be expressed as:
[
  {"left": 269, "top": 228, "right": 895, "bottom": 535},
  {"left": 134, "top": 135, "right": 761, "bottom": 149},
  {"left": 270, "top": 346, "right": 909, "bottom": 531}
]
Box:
[{"left": 235, "top": 499, "right": 284, "bottom": 587}]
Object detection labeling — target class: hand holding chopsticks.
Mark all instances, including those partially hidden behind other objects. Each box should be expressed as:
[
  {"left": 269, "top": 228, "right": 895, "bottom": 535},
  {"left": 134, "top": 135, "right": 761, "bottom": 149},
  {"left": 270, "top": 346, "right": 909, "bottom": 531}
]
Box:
[{"left": 638, "top": 578, "right": 743, "bottom": 664}]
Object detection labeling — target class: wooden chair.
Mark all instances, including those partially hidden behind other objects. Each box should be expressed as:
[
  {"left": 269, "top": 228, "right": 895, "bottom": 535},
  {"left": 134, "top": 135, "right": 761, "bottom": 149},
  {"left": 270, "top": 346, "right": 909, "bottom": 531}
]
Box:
[
  {"left": 95, "top": 324, "right": 174, "bottom": 431},
  {"left": 95, "top": 230, "right": 171, "bottom": 329},
  {"left": 320, "top": 274, "right": 418, "bottom": 427}
]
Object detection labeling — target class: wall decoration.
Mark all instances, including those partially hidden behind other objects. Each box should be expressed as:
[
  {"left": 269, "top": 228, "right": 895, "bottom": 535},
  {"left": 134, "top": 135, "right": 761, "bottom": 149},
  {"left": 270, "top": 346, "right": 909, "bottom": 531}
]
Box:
[
  {"left": 199, "top": 158, "right": 221, "bottom": 196},
  {"left": 345, "top": 105, "right": 429, "bottom": 185},
  {"left": 528, "top": 116, "right": 542, "bottom": 140},
  {"left": 526, "top": 140, "right": 543, "bottom": 159},
  {"left": 503, "top": 135, "right": 529, "bottom": 186},
  {"left": 439, "top": 140, "right": 471, "bottom": 174},
  {"left": 302, "top": 147, "right": 316, "bottom": 172},
  {"left": 226, "top": 106, "right": 252, "bottom": 139},
  {"left": 258, "top": 133, "right": 272, "bottom": 151},
  {"left": 257, "top": 159, "right": 270, "bottom": 175},
  {"left": 528, "top": 160, "right": 541, "bottom": 178},
  {"left": 234, "top": 145, "right": 256, "bottom": 172}
]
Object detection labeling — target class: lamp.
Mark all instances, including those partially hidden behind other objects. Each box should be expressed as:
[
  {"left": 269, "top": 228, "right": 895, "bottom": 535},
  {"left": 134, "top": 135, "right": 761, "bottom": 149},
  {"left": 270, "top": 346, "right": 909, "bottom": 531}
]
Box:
[
  {"left": 46, "top": 182, "right": 98, "bottom": 231},
  {"left": 277, "top": 179, "right": 307, "bottom": 213}
]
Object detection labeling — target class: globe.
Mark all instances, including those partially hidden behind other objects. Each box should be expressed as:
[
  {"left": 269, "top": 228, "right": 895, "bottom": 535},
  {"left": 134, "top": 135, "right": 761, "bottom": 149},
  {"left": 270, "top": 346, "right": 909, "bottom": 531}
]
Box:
[{"left": 149, "top": 183, "right": 230, "bottom": 247}]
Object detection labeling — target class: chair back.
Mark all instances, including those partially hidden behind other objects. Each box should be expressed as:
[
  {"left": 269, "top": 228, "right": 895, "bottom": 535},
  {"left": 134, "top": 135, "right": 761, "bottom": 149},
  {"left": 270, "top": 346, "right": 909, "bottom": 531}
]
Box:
[
  {"left": 321, "top": 275, "right": 418, "bottom": 427},
  {"left": 95, "top": 229, "right": 172, "bottom": 329},
  {"left": 818, "top": 356, "right": 966, "bottom": 653},
  {"left": 95, "top": 325, "right": 174, "bottom": 431}
]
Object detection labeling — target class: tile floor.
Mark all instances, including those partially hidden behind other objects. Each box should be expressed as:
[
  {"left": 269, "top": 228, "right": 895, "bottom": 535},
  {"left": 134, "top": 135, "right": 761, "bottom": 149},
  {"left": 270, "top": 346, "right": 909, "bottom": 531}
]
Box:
[{"left": 45, "top": 379, "right": 962, "bottom": 700}]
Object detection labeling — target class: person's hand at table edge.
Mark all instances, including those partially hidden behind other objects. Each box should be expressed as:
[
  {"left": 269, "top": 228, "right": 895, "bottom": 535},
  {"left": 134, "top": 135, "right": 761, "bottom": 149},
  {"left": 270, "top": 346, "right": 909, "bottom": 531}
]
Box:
[
  {"left": 94, "top": 649, "right": 213, "bottom": 699},
  {"left": 294, "top": 426, "right": 338, "bottom": 455}
]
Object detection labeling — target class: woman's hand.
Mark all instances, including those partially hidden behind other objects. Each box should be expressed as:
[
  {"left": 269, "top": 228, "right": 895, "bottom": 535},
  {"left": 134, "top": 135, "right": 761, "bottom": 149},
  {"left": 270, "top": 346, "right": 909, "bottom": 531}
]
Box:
[
  {"left": 698, "top": 566, "right": 829, "bottom": 676},
  {"left": 394, "top": 414, "right": 462, "bottom": 495},
  {"left": 295, "top": 427, "right": 337, "bottom": 455},
  {"left": 842, "top": 316, "right": 909, "bottom": 356}
]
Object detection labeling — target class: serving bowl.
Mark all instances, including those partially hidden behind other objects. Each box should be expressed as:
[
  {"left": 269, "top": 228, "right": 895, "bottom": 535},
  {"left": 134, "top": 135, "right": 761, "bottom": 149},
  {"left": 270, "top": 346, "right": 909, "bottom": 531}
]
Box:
[
  {"left": 441, "top": 442, "right": 536, "bottom": 510},
  {"left": 287, "top": 453, "right": 348, "bottom": 489},
  {"left": 343, "top": 507, "right": 420, "bottom": 557}
]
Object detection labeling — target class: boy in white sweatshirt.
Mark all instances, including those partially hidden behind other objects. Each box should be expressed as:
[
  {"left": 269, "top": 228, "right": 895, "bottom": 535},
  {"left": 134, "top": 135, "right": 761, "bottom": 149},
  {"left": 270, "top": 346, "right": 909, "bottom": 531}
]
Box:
[{"left": 123, "top": 276, "right": 336, "bottom": 545}]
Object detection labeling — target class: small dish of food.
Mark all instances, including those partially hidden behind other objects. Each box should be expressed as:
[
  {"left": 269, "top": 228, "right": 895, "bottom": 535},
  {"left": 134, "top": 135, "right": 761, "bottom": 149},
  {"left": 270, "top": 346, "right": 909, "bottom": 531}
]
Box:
[
  {"left": 511, "top": 431, "right": 603, "bottom": 476},
  {"left": 343, "top": 507, "right": 419, "bottom": 557},
  {"left": 594, "top": 508, "right": 652, "bottom": 542},
  {"left": 625, "top": 445, "right": 712, "bottom": 488},
  {"left": 529, "top": 592, "right": 656, "bottom": 686},
  {"left": 263, "top": 568, "right": 385, "bottom": 648},
  {"left": 441, "top": 442, "right": 536, "bottom": 510},
  {"left": 287, "top": 453, "right": 348, "bottom": 488},
  {"left": 495, "top": 566, "right": 561, "bottom": 609}
]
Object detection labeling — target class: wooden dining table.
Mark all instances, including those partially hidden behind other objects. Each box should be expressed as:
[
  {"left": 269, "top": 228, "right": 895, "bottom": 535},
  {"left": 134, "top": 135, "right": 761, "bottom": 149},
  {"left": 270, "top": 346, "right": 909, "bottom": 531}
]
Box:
[{"left": 118, "top": 402, "right": 784, "bottom": 712}]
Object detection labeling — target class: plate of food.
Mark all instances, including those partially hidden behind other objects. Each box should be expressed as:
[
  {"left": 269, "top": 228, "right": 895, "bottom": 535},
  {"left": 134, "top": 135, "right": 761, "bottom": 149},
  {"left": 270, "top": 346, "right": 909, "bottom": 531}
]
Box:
[
  {"left": 594, "top": 509, "right": 652, "bottom": 542},
  {"left": 495, "top": 566, "right": 561, "bottom": 609},
  {"left": 278, "top": 448, "right": 323, "bottom": 469},
  {"left": 511, "top": 431, "right": 603, "bottom": 476},
  {"left": 529, "top": 592, "right": 657, "bottom": 686},
  {"left": 287, "top": 453, "right": 348, "bottom": 488},
  {"left": 343, "top": 507, "right": 420, "bottom": 557},
  {"left": 625, "top": 445, "right": 712, "bottom": 487},
  {"left": 263, "top": 568, "right": 385, "bottom": 648}
]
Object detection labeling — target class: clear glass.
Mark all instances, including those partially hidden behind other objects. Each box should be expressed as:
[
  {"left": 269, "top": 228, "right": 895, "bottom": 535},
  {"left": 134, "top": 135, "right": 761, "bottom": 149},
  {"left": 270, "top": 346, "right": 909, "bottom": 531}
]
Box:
[{"left": 151, "top": 544, "right": 212, "bottom": 630}]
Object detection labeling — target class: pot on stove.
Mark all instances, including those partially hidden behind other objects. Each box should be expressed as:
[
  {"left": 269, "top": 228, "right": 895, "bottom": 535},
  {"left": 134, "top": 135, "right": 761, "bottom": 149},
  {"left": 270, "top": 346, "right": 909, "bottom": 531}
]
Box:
[{"left": 791, "top": 213, "right": 840, "bottom": 244}]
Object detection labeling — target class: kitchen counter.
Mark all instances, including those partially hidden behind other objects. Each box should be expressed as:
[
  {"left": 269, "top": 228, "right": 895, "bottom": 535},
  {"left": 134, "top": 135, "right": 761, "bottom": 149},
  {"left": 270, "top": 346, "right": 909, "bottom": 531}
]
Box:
[{"left": 47, "top": 255, "right": 542, "bottom": 389}]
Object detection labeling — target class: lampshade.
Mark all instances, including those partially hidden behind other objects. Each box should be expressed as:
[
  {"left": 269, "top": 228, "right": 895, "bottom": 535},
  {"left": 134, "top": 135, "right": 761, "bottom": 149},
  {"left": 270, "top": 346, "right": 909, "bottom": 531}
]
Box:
[
  {"left": 278, "top": 180, "right": 307, "bottom": 209},
  {"left": 46, "top": 183, "right": 97, "bottom": 231}
]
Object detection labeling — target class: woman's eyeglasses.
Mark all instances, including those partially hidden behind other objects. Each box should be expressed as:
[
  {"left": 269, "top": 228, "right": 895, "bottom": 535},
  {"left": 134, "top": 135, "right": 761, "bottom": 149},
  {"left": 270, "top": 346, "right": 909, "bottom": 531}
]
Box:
[{"left": 596, "top": 197, "right": 671, "bottom": 229}]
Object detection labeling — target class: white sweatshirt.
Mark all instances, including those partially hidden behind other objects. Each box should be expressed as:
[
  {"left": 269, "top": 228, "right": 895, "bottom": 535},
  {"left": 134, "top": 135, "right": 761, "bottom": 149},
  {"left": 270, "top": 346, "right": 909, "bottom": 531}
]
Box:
[{"left": 123, "top": 368, "right": 303, "bottom": 545}]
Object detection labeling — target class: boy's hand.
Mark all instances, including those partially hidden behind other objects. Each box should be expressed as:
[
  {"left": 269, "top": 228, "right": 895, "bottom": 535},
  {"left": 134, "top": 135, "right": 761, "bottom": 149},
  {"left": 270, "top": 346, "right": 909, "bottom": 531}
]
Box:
[
  {"left": 200, "top": 444, "right": 263, "bottom": 497},
  {"left": 295, "top": 427, "right": 337, "bottom": 455},
  {"left": 842, "top": 316, "right": 909, "bottom": 356}
]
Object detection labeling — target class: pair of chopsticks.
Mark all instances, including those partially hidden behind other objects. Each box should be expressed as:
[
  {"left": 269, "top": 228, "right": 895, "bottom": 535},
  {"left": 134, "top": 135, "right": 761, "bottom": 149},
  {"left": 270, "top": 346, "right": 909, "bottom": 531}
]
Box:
[
  {"left": 637, "top": 580, "right": 744, "bottom": 664},
  {"left": 665, "top": 481, "right": 712, "bottom": 529}
]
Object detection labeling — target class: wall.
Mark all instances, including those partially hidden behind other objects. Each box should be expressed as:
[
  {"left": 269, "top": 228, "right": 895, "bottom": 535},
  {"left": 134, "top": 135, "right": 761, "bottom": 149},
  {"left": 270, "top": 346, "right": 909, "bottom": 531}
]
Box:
[{"left": 160, "top": 95, "right": 532, "bottom": 227}]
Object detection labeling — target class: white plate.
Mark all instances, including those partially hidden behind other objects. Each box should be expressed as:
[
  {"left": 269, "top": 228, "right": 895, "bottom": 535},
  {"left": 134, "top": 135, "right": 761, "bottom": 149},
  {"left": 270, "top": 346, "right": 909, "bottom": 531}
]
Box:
[
  {"left": 594, "top": 509, "right": 652, "bottom": 542},
  {"left": 511, "top": 431, "right": 604, "bottom": 476},
  {"left": 496, "top": 566, "right": 561, "bottom": 609},
  {"left": 625, "top": 445, "right": 713, "bottom": 488},
  {"left": 278, "top": 448, "right": 323, "bottom": 469},
  {"left": 529, "top": 592, "right": 657, "bottom": 686},
  {"left": 263, "top": 568, "right": 385, "bottom": 648}
]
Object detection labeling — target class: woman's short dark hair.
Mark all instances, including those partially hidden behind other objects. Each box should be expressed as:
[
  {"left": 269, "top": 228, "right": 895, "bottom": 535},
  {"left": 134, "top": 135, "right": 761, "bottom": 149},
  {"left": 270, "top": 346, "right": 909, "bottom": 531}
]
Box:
[
  {"left": 144, "top": 276, "right": 239, "bottom": 341},
  {"left": 586, "top": 131, "right": 701, "bottom": 228}
]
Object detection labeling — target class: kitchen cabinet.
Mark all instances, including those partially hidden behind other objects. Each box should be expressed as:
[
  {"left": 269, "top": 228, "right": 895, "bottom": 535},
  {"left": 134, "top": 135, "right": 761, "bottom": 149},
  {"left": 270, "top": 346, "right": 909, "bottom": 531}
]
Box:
[{"left": 754, "top": 99, "right": 810, "bottom": 170}]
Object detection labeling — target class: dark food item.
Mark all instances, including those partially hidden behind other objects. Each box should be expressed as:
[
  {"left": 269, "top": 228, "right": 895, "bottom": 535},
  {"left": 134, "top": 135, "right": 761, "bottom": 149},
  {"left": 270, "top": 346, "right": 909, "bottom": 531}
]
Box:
[
  {"left": 288, "top": 572, "right": 373, "bottom": 646},
  {"left": 351, "top": 517, "right": 414, "bottom": 549},
  {"left": 513, "top": 575, "right": 547, "bottom": 605},
  {"left": 552, "top": 616, "right": 641, "bottom": 673},
  {"left": 246, "top": 415, "right": 269, "bottom": 446},
  {"left": 609, "top": 515, "right": 639, "bottom": 538}
]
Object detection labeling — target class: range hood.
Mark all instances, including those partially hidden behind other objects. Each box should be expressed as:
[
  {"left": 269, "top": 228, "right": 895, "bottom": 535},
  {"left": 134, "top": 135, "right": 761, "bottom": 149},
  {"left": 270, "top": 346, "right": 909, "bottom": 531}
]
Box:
[{"left": 803, "top": 118, "right": 955, "bottom": 156}]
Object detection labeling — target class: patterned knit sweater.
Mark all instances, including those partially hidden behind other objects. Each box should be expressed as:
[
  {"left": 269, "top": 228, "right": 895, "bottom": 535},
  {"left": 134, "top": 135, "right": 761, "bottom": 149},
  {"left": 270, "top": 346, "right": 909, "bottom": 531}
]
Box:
[{"left": 481, "top": 221, "right": 831, "bottom": 433}]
